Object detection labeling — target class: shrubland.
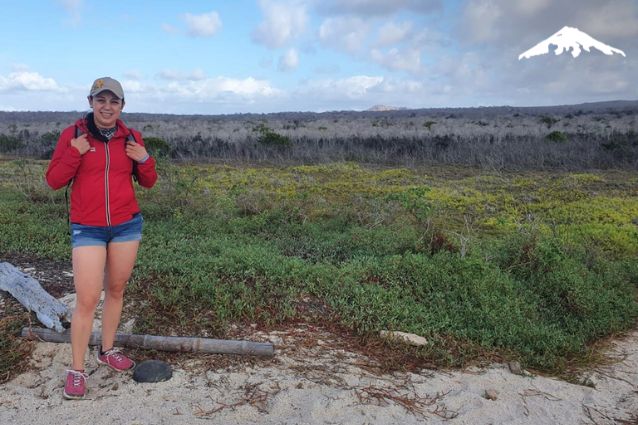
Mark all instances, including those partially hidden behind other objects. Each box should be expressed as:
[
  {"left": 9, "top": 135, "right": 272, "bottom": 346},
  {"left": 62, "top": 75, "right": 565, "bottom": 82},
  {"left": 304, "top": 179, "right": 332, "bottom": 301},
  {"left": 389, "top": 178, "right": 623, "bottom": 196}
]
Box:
[
  {"left": 1, "top": 158, "right": 636, "bottom": 376},
  {"left": 0, "top": 100, "right": 637, "bottom": 169}
]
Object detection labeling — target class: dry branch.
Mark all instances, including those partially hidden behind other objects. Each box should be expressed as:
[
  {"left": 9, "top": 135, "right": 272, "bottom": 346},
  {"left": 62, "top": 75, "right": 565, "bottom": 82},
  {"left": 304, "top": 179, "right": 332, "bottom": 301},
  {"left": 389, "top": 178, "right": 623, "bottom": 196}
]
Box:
[
  {"left": 0, "top": 262, "right": 69, "bottom": 332},
  {"left": 21, "top": 326, "right": 274, "bottom": 357}
]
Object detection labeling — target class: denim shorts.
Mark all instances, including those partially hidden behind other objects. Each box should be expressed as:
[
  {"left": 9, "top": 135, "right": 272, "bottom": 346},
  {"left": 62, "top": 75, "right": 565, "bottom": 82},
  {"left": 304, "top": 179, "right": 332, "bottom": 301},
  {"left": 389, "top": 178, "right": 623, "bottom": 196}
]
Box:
[{"left": 71, "top": 213, "right": 143, "bottom": 248}]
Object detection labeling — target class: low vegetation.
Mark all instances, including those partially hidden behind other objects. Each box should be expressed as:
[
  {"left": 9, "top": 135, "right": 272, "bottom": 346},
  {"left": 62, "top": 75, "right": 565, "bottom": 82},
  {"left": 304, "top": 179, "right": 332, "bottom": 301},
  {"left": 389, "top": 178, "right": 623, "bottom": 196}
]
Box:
[{"left": 1, "top": 158, "right": 636, "bottom": 374}]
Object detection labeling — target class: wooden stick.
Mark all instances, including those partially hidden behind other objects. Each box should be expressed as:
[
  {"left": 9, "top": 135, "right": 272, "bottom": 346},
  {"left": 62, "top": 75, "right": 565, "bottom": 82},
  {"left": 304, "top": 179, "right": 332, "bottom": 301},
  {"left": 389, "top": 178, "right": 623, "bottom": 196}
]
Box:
[{"left": 22, "top": 327, "right": 275, "bottom": 357}]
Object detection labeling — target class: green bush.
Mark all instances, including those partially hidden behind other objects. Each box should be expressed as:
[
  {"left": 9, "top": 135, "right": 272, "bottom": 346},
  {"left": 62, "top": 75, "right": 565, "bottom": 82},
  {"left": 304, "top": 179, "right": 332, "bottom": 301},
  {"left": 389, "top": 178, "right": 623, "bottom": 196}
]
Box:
[
  {"left": 143, "top": 136, "right": 171, "bottom": 158},
  {"left": 540, "top": 116, "right": 559, "bottom": 128},
  {"left": 254, "top": 123, "right": 291, "bottom": 147},
  {"left": 546, "top": 131, "right": 568, "bottom": 143},
  {"left": 0, "top": 134, "right": 23, "bottom": 152},
  {"left": 40, "top": 131, "right": 59, "bottom": 144}
]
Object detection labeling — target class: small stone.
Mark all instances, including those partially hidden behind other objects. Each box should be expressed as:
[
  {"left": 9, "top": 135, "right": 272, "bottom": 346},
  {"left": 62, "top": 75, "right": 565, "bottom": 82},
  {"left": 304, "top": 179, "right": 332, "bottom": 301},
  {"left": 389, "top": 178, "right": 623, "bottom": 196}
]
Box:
[
  {"left": 111, "top": 383, "right": 119, "bottom": 391},
  {"left": 379, "top": 330, "right": 428, "bottom": 347},
  {"left": 508, "top": 361, "right": 524, "bottom": 375},
  {"left": 267, "top": 335, "right": 283, "bottom": 346},
  {"left": 484, "top": 389, "right": 498, "bottom": 400},
  {"left": 579, "top": 373, "right": 597, "bottom": 388},
  {"left": 133, "top": 360, "right": 173, "bottom": 383}
]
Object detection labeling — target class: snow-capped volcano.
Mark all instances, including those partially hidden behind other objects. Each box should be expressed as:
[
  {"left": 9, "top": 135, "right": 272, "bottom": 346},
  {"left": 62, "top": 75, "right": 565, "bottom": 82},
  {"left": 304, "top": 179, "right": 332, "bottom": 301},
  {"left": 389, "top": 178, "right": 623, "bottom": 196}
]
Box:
[{"left": 519, "top": 26, "right": 626, "bottom": 60}]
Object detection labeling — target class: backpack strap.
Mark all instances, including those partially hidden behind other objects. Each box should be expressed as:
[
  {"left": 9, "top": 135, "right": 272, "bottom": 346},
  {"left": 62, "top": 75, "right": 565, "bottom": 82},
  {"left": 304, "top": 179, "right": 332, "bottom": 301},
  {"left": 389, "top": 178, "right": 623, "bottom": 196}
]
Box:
[
  {"left": 128, "top": 129, "right": 139, "bottom": 182},
  {"left": 65, "top": 125, "right": 83, "bottom": 230}
]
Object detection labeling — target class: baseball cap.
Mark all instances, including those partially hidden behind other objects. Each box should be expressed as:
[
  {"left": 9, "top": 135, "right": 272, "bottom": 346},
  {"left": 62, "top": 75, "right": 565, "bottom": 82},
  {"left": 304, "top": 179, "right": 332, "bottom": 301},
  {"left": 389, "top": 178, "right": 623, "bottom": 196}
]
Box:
[{"left": 89, "top": 77, "right": 124, "bottom": 99}]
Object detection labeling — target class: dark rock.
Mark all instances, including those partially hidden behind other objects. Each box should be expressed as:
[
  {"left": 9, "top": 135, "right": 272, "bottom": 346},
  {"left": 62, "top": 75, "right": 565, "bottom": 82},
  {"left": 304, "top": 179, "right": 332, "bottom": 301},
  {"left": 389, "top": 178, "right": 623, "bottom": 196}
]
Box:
[{"left": 133, "top": 360, "right": 173, "bottom": 383}]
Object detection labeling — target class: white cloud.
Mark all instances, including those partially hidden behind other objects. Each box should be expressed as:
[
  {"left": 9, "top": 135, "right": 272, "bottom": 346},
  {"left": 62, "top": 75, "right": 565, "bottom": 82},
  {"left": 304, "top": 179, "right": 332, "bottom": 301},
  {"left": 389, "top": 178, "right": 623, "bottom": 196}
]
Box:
[
  {"left": 252, "top": 0, "right": 308, "bottom": 48},
  {"left": 461, "top": 0, "right": 638, "bottom": 46},
  {"left": 121, "top": 80, "right": 145, "bottom": 94},
  {"left": 292, "top": 75, "right": 431, "bottom": 110},
  {"left": 0, "top": 71, "right": 64, "bottom": 92},
  {"left": 462, "top": 0, "right": 503, "bottom": 42},
  {"left": 578, "top": 0, "right": 638, "bottom": 38},
  {"left": 279, "top": 49, "right": 299, "bottom": 71},
  {"left": 317, "top": 17, "right": 433, "bottom": 76},
  {"left": 376, "top": 21, "right": 412, "bottom": 46},
  {"left": 162, "top": 77, "right": 281, "bottom": 99},
  {"left": 315, "top": 0, "right": 440, "bottom": 16},
  {"left": 370, "top": 47, "right": 422, "bottom": 74},
  {"left": 302, "top": 75, "right": 384, "bottom": 99},
  {"left": 511, "top": 0, "right": 551, "bottom": 16},
  {"left": 183, "top": 11, "right": 222, "bottom": 37},
  {"left": 190, "top": 68, "right": 206, "bottom": 81},
  {"left": 113, "top": 75, "right": 282, "bottom": 102},
  {"left": 319, "top": 17, "right": 370, "bottom": 53}
]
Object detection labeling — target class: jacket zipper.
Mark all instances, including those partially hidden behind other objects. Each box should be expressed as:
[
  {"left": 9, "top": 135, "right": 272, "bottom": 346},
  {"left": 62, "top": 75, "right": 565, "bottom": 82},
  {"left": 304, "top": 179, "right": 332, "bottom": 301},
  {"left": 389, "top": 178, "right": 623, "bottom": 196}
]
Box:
[{"left": 104, "top": 141, "right": 111, "bottom": 226}]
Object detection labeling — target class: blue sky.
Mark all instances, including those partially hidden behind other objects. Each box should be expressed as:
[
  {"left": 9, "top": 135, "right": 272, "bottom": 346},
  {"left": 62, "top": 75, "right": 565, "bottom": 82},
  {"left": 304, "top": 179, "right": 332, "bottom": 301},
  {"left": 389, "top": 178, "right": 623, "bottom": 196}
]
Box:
[{"left": 0, "top": 0, "right": 636, "bottom": 114}]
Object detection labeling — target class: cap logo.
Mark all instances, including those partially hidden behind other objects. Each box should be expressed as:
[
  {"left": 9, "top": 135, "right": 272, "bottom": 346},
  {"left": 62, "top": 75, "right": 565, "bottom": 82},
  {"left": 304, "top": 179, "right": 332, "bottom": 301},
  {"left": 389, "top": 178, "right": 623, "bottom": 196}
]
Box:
[{"left": 94, "top": 79, "right": 104, "bottom": 89}]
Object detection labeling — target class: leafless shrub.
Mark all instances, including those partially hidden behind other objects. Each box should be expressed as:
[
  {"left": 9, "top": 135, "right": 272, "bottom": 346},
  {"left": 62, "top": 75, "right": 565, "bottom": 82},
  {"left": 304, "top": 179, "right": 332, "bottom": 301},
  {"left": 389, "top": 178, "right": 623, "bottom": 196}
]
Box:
[{"left": 2, "top": 101, "right": 637, "bottom": 170}]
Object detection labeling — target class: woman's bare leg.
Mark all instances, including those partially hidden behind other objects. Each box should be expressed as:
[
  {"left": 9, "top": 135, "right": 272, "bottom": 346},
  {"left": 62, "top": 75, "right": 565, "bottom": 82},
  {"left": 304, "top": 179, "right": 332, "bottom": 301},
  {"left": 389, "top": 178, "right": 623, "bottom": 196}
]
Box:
[
  {"left": 71, "top": 246, "right": 107, "bottom": 370},
  {"left": 101, "top": 241, "right": 139, "bottom": 351}
]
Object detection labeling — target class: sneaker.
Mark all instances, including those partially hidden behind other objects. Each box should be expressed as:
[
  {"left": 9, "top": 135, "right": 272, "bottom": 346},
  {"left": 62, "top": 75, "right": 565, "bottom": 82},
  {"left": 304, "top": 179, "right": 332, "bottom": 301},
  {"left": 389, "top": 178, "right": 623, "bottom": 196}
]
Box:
[
  {"left": 63, "top": 369, "right": 88, "bottom": 400},
  {"left": 97, "top": 347, "right": 135, "bottom": 372}
]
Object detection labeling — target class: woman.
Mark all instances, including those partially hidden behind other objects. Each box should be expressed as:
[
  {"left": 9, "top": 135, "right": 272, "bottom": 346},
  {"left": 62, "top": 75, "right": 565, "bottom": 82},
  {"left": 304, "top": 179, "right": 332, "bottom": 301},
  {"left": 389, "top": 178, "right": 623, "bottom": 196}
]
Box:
[{"left": 45, "top": 77, "right": 157, "bottom": 399}]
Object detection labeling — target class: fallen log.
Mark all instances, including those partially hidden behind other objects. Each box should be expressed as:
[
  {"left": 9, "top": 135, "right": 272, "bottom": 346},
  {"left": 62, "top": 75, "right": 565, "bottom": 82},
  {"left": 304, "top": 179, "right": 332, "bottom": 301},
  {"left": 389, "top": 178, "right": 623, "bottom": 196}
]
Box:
[
  {"left": 0, "top": 262, "right": 70, "bottom": 332},
  {"left": 22, "top": 327, "right": 275, "bottom": 357}
]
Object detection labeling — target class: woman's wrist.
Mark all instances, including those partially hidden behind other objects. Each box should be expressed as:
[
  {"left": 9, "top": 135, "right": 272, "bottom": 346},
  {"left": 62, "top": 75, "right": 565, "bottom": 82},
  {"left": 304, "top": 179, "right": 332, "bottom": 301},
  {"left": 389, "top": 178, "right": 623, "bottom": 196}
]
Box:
[{"left": 137, "top": 154, "right": 150, "bottom": 164}]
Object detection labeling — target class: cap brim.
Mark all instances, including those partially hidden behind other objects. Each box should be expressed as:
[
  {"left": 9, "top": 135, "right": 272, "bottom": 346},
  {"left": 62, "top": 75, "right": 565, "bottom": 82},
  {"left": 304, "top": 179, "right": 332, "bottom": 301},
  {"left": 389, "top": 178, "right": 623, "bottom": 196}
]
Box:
[{"left": 91, "top": 88, "right": 124, "bottom": 99}]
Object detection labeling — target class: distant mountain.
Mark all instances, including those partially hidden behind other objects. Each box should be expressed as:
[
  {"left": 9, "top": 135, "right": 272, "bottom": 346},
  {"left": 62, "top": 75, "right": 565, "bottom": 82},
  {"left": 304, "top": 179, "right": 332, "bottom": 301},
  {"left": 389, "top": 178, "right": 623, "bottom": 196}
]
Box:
[
  {"left": 367, "top": 104, "right": 408, "bottom": 112},
  {"left": 519, "top": 26, "right": 626, "bottom": 59}
]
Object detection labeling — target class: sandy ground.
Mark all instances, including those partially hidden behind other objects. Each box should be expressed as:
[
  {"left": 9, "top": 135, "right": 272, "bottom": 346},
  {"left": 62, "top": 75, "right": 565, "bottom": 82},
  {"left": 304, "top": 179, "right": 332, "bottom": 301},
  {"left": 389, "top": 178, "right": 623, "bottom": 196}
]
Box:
[
  {"left": 1, "top": 320, "right": 637, "bottom": 425},
  {"left": 1, "top": 259, "right": 637, "bottom": 424}
]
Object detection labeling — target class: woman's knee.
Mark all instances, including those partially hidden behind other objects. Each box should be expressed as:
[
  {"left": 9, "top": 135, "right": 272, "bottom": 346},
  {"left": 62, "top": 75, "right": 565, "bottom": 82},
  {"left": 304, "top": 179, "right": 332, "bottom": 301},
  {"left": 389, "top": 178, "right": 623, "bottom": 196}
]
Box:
[
  {"left": 75, "top": 294, "right": 101, "bottom": 314},
  {"left": 105, "top": 281, "right": 127, "bottom": 299}
]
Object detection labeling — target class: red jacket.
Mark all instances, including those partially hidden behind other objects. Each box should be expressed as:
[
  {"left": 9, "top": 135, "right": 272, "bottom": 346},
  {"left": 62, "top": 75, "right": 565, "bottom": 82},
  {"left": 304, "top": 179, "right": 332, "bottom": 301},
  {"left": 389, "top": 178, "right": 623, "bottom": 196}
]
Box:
[{"left": 46, "top": 117, "right": 157, "bottom": 226}]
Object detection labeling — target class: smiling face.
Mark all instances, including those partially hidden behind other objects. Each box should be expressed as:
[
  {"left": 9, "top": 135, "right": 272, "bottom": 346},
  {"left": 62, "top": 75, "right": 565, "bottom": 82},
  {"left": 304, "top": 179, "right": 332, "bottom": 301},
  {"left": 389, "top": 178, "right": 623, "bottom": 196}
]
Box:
[{"left": 88, "top": 91, "right": 124, "bottom": 129}]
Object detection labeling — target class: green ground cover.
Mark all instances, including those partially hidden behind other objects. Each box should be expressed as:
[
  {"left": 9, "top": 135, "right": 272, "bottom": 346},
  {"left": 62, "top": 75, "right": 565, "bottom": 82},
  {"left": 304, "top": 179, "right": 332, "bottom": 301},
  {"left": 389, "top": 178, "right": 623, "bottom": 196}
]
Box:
[{"left": 1, "top": 158, "right": 637, "bottom": 375}]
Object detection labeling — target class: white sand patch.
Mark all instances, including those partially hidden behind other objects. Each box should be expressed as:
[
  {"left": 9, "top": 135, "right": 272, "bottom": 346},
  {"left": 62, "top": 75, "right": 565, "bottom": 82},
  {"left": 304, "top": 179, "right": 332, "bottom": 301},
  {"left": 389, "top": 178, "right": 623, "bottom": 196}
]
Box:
[{"left": 1, "top": 325, "right": 636, "bottom": 425}]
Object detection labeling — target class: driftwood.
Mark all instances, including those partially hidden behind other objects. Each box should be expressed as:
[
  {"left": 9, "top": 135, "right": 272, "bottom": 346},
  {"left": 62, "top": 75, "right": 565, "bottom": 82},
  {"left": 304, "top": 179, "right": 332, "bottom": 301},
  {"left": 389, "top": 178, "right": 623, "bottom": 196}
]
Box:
[
  {"left": 0, "top": 262, "right": 70, "bottom": 332},
  {"left": 22, "top": 327, "right": 275, "bottom": 357}
]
